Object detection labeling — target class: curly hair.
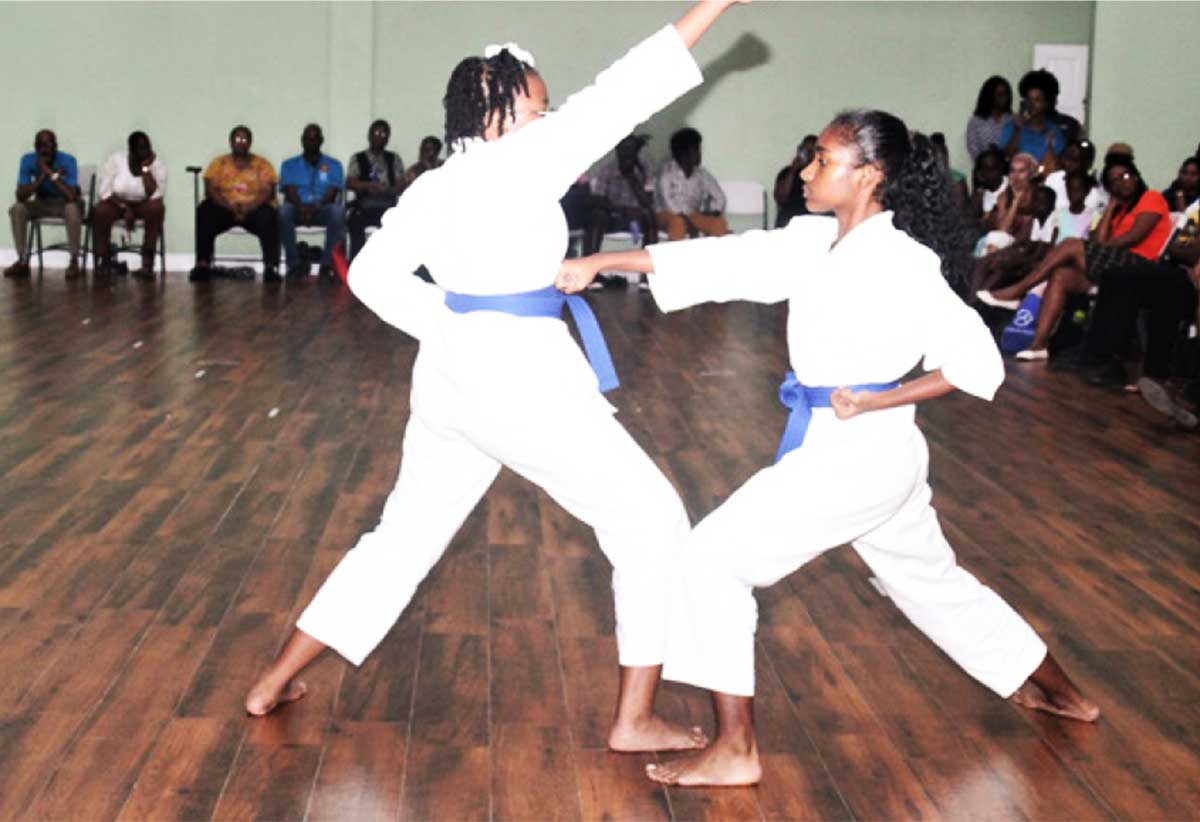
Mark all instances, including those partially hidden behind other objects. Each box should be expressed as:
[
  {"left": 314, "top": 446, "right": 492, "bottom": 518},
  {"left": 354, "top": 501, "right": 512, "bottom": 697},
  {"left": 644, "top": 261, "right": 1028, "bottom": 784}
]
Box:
[
  {"left": 444, "top": 49, "right": 532, "bottom": 147},
  {"left": 972, "top": 75, "right": 1012, "bottom": 118},
  {"left": 1018, "top": 69, "right": 1060, "bottom": 108},
  {"left": 829, "top": 109, "right": 974, "bottom": 294}
]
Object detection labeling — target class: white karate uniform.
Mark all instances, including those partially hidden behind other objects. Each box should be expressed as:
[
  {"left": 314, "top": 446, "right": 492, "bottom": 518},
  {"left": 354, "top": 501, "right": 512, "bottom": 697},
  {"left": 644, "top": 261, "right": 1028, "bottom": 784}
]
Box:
[
  {"left": 647, "top": 212, "right": 1048, "bottom": 698},
  {"left": 297, "top": 26, "right": 703, "bottom": 667}
]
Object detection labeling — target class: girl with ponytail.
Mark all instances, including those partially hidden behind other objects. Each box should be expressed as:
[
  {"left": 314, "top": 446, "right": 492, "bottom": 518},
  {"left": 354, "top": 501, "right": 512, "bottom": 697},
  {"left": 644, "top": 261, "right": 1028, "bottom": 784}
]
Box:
[
  {"left": 559, "top": 109, "right": 1098, "bottom": 787},
  {"left": 246, "top": 1, "right": 751, "bottom": 756}
]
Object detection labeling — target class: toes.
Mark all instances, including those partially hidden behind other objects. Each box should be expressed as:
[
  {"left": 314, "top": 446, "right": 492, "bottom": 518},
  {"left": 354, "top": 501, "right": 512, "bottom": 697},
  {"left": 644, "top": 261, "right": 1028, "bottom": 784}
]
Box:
[{"left": 645, "top": 763, "right": 678, "bottom": 785}]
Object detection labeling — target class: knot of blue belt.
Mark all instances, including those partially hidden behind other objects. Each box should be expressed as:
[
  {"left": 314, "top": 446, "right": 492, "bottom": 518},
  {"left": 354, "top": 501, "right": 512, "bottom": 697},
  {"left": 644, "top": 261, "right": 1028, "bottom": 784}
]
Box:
[
  {"left": 775, "top": 371, "right": 900, "bottom": 463},
  {"left": 444, "top": 285, "right": 619, "bottom": 392}
]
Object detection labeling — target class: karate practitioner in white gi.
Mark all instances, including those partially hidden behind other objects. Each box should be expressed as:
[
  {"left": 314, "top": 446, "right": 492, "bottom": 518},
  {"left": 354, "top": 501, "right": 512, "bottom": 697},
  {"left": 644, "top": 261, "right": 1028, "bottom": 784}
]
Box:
[
  {"left": 245, "top": 1, "right": 751, "bottom": 754},
  {"left": 558, "top": 109, "right": 1099, "bottom": 786}
]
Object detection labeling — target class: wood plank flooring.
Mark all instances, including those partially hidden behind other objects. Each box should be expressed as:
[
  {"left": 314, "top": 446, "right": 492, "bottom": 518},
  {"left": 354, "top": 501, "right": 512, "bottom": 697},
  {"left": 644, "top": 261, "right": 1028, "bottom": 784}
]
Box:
[{"left": 0, "top": 271, "right": 1197, "bottom": 821}]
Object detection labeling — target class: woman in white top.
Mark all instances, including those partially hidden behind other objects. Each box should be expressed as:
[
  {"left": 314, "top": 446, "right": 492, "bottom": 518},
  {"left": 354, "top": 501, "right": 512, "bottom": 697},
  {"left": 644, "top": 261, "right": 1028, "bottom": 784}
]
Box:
[
  {"left": 558, "top": 109, "right": 1098, "bottom": 786},
  {"left": 244, "top": 0, "right": 747, "bottom": 754},
  {"left": 93, "top": 131, "right": 166, "bottom": 278},
  {"left": 1044, "top": 138, "right": 1108, "bottom": 217}
]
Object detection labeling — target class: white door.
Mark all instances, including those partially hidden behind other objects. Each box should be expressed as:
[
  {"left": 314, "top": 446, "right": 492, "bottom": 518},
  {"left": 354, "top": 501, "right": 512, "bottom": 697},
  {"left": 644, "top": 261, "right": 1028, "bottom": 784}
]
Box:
[{"left": 1033, "top": 44, "right": 1090, "bottom": 126}]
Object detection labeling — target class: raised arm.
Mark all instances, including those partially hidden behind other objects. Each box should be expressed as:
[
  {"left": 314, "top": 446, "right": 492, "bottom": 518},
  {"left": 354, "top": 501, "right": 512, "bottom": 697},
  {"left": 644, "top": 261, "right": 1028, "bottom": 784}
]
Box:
[{"left": 520, "top": 1, "right": 747, "bottom": 195}]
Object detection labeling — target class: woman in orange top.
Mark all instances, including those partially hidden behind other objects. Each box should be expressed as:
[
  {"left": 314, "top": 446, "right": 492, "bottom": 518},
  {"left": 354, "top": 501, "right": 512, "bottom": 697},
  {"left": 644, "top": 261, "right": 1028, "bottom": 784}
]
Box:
[{"left": 980, "top": 154, "right": 1170, "bottom": 360}]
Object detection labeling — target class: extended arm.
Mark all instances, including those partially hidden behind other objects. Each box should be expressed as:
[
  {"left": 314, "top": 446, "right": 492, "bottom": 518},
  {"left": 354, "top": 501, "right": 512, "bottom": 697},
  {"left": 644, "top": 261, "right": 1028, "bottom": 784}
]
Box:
[{"left": 559, "top": 218, "right": 827, "bottom": 309}]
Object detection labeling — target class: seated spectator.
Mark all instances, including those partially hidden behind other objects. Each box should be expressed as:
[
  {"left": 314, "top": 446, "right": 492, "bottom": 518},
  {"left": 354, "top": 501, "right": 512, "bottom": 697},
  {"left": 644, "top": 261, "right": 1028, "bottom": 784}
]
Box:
[
  {"left": 1044, "top": 139, "right": 1107, "bottom": 217},
  {"left": 999, "top": 70, "right": 1067, "bottom": 165},
  {"left": 972, "top": 185, "right": 1057, "bottom": 295},
  {"left": 969, "top": 148, "right": 1009, "bottom": 227},
  {"left": 980, "top": 155, "right": 1171, "bottom": 361},
  {"left": 5, "top": 129, "right": 81, "bottom": 279},
  {"left": 930, "top": 132, "right": 970, "bottom": 216},
  {"left": 586, "top": 134, "right": 657, "bottom": 254},
  {"left": 773, "top": 134, "right": 818, "bottom": 228},
  {"left": 655, "top": 127, "right": 729, "bottom": 241},
  {"left": 279, "top": 123, "right": 345, "bottom": 280},
  {"left": 978, "top": 152, "right": 1040, "bottom": 250},
  {"left": 1076, "top": 197, "right": 1199, "bottom": 406},
  {"left": 1055, "top": 171, "right": 1098, "bottom": 242},
  {"left": 403, "top": 136, "right": 444, "bottom": 186},
  {"left": 965, "top": 75, "right": 1013, "bottom": 162},
  {"left": 1161, "top": 156, "right": 1200, "bottom": 213},
  {"left": 192, "top": 125, "right": 280, "bottom": 282},
  {"left": 93, "top": 131, "right": 166, "bottom": 279},
  {"left": 346, "top": 119, "right": 404, "bottom": 260}
]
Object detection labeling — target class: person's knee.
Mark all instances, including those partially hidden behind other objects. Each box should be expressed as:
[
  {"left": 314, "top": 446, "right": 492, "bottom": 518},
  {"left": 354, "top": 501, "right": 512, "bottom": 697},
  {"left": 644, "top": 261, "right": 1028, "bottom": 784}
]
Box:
[
  {"left": 92, "top": 201, "right": 117, "bottom": 225},
  {"left": 277, "top": 202, "right": 296, "bottom": 225},
  {"left": 142, "top": 199, "right": 165, "bottom": 220},
  {"left": 8, "top": 201, "right": 28, "bottom": 220},
  {"left": 325, "top": 203, "right": 345, "bottom": 223}
]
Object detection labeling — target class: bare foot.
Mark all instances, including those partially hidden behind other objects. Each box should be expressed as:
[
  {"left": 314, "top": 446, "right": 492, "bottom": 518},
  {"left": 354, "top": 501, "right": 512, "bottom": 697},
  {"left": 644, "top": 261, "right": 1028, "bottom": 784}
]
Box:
[
  {"left": 244, "top": 677, "right": 308, "bottom": 716},
  {"left": 1010, "top": 679, "right": 1099, "bottom": 722},
  {"left": 645, "top": 743, "right": 762, "bottom": 787},
  {"left": 609, "top": 715, "right": 708, "bottom": 752}
]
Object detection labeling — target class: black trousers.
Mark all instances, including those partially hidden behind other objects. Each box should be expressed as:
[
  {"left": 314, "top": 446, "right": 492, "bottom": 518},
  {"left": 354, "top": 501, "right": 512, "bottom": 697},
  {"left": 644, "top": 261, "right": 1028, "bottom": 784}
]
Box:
[
  {"left": 1085, "top": 261, "right": 1197, "bottom": 378},
  {"left": 347, "top": 205, "right": 390, "bottom": 260},
  {"left": 195, "top": 199, "right": 280, "bottom": 267}
]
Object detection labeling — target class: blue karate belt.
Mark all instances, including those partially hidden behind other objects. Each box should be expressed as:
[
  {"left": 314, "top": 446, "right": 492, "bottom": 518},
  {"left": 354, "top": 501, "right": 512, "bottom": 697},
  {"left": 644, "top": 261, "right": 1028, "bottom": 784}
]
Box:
[
  {"left": 444, "top": 285, "right": 619, "bottom": 392},
  {"left": 775, "top": 371, "right": 900, "bottom": 463}
]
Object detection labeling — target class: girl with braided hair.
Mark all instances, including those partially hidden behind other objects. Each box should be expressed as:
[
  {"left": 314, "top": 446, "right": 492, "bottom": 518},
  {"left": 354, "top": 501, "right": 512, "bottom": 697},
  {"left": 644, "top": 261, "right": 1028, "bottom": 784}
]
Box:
[
  {"left": 558, "top": 109, "right": 1098, "bottom": 786},
  {"left": 244, "top": 1, "right": 749, "bottom": 755}
]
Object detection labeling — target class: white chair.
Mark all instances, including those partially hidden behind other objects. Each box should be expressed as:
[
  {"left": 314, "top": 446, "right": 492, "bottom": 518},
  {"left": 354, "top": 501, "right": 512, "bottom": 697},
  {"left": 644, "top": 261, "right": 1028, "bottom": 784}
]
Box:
[
  {"left": 26, "top": 164, "right": 95, "bottom": 275},
  {"left": 719, "top": 179, "right": 768, "bottom": 231}
]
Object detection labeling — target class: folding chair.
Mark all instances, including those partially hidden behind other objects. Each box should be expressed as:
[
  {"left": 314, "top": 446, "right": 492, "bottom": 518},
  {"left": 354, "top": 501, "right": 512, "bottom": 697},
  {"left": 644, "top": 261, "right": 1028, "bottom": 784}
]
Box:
[{"left": 26, "top": 164, "right": 95, "bottom": 275}]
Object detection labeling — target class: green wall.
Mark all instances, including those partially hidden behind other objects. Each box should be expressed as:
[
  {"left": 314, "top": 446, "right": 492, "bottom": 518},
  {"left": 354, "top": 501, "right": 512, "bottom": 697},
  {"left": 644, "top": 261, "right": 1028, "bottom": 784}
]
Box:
[
  {"left": 1090, "top": 1, "right": 1199, "bottom": 191},
  {"left": 1, "top": 1, "right": 1095, "bottom": 264}
]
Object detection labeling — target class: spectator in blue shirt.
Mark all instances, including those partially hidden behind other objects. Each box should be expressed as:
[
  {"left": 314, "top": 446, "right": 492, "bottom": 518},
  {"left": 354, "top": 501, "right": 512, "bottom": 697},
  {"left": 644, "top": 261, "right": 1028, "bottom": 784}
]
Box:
[
  {"left": 999, "top": 70, "right": 1067, "bottom": 166},
  {"left": 6, "top": 129, "right": 83, "bottom": 279},
  {"left": 278, "top": 123, "right": 345, "bottom": 279}
]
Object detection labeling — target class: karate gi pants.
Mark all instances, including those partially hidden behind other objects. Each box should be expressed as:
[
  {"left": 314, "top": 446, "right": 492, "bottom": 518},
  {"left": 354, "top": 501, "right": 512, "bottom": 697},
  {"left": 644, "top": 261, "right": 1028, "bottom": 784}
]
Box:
[
  {"left": 662, "top": 424, "right": 1047, "bottom": 698},
  {"left": 297, "top": 349, "right": 689, "bottom": 667}
]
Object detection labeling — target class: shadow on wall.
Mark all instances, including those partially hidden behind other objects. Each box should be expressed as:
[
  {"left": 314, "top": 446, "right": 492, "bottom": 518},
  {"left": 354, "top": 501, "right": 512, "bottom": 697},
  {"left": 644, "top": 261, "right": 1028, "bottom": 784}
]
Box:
[{"left": 655, "top": 32, "right": 773, "bottom": 146}]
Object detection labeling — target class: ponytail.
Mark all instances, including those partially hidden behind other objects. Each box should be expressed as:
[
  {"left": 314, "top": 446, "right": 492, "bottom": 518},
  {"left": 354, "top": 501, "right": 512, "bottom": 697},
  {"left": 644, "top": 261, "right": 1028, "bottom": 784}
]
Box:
[
  {"left": 444, "top": 49, "right": 533, "bottom": 148},
  {"left": 830, "top": 110, "right": 974, "bottom": 294}
]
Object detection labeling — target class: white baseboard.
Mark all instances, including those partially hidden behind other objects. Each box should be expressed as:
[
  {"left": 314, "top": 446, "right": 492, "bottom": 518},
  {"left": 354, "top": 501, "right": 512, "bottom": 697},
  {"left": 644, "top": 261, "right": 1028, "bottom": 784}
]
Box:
[{"left": 0, "top": 248, "right": 272, "bottom": 275}]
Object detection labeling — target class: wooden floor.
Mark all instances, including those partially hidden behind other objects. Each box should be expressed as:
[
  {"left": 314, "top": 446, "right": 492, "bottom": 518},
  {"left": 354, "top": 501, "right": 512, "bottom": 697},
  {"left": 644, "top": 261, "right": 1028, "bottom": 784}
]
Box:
[{"left": 0, "top": 270, "right": 1198, "bottom": 822}]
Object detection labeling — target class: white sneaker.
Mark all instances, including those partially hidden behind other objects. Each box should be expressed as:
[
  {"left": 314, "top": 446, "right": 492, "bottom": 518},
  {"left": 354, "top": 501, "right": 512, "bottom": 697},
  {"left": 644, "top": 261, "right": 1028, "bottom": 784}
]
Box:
[
  {"left": 1015, "top": 349, "right": 1048, "bottom": 361},
  {"left": 977, "top": 290, "right": 1020, "bottom": 310}
]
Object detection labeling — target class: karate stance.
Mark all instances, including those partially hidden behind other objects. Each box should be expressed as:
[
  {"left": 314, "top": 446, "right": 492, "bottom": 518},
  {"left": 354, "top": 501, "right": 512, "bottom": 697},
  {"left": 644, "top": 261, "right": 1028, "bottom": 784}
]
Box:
[
  {"left": 244, "top": 1, "right": 749, "bottom": 753},
  {"left": 558, "top": 109, "right": 1099, "bottom": 786}
]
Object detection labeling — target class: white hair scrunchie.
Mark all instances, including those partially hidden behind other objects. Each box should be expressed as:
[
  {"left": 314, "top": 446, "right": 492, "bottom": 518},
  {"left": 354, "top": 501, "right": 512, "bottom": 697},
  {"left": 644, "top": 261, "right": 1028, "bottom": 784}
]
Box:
[{"left": 483, "top": 42, "right": 536, "bottom": 68}]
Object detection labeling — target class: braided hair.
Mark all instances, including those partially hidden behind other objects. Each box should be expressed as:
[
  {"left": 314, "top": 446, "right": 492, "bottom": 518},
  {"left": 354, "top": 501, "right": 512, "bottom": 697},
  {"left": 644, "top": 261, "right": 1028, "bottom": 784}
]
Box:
[
  {"left": 444, "top": 49, "right": 533, "bottom": 147},
  {"left": 829, "top": 109, "right": 974, "bottom": 294}
]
